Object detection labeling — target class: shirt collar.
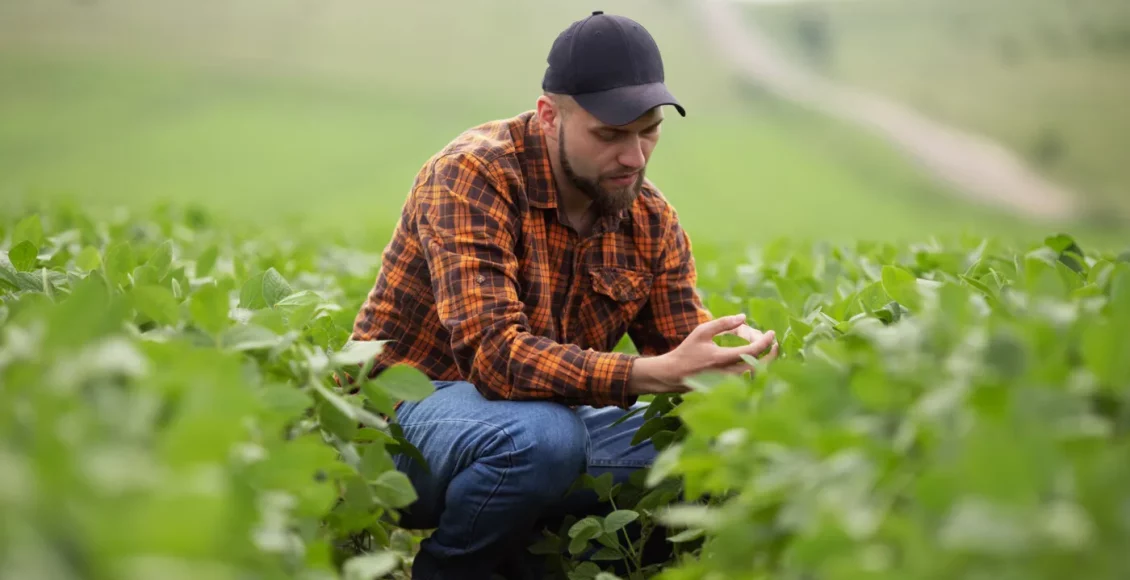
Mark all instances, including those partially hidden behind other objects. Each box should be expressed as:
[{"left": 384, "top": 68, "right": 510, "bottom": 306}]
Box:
[{"left": 519, "top": 111, "right": 558, "bottom": 209}]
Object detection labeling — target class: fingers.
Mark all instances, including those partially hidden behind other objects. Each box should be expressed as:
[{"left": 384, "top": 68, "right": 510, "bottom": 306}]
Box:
[
  {"left": 719, "top": 329, "right": 775, "bottom": 360},
  {"left": 763, "top": 342, "right": 780, "bottom": 362},
  {"left": 693, "top": 313, "right": 749, "bottom": 339},
  {"left": 719, "top": 360, "right": 754, "bottom": 376},
  {"left": 731, "top": 324, "right": 764, "bottom": 344}
]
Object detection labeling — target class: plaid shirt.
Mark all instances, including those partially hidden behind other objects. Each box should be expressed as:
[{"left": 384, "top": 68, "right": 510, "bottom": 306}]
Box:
[{"left": 349, "top": 110, "right": 711, "bottom": 409}]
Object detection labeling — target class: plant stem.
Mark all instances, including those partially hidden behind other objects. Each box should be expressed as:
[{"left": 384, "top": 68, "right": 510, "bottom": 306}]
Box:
[{"left": 609, "top": 496, "right": 642, "bottom": 573}]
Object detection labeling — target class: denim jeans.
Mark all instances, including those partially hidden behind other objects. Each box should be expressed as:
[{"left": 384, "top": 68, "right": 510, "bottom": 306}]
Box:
[{"left": 391, "top": 380, "right": 660, "bottom": 580}]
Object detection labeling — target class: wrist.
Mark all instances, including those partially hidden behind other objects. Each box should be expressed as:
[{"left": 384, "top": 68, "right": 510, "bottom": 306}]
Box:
[{"left": 628, "top": 354, "right": 680, "bottom": 395}]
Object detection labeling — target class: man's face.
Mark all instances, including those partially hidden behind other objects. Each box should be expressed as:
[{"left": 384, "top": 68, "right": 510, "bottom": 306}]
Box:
[{"left": 555, "top": 105, "right": 663, "bottom": 215}]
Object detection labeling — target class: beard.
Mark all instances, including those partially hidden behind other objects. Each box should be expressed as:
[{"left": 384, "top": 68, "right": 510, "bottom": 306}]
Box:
[{"left": 558, "top": 128, "right": 644, "bottom": 216}]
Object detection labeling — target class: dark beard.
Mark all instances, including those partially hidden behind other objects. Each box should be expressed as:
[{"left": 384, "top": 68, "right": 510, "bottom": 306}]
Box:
[{"left": 558, "top": 128, "right": 643, "bottom": 216}]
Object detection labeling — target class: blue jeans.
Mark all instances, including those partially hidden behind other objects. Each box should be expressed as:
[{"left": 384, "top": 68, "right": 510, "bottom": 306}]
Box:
[{"left": 391, "top": 380, "right": 660, "bottom": 580}]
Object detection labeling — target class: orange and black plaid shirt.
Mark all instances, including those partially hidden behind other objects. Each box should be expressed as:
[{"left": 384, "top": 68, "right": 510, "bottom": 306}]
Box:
[{"left": 350, "top": 110, "right": 711, "bottom": 410}]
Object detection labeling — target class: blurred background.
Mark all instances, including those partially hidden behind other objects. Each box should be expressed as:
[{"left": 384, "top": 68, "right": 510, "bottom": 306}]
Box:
[{"left": 1, "top": 0, "right": 1127, "bottom": 252}]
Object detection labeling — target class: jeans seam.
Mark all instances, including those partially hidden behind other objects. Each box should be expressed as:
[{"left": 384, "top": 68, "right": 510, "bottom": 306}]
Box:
[{"left": 589, "top": 458, "right": 651, "bottom": 468}]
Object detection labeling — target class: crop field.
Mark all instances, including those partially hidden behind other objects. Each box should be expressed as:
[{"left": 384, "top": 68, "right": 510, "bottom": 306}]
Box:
[
  {"left": 3, "top": 205, "right": 1128, "bottom": 579},
  {"left": 4, "top": 1, "right": 1130, "bottom": 579}
]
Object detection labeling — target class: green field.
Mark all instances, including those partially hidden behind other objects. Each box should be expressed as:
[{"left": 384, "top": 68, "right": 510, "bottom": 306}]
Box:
[
  {"left": 5, "top": 2, "right": 1130, "bottom": 578},
  {"left": 742, "top": 0, "right": 1130, "bottom": 225},
  {"left": 3, "top": 204, "right": 1128, "bottom": 580},
  {"left": 2, "top": 0, "right": 1119, "bottom": 254}
]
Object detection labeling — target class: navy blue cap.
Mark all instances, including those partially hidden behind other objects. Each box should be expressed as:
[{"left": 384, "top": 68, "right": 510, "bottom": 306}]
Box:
[{"left": 542, "top": 10, "right": 686, "bottom": 126}]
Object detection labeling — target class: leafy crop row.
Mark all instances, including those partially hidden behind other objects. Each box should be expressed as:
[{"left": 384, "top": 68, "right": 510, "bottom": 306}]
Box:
[{"left": 2, "top": 203, "right": 1128, "bottom": 580}]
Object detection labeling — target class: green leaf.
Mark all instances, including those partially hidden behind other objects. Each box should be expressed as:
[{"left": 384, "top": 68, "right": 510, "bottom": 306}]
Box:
[
  {"left": 190, "top": 283, "right": 230, "bottom": 335},
  {"left": 603, "top": 510, "right": 639, "bottom": 534},
  {"left": 75, "top": 246, "right": 102, "bottom": 272},
  {"left": 12, "top": 214, "right": 44, "bottom": 246},
  {"left": 239, "top": 271, "right": 267, "bottom": 309},
  {"left": 1045, "top": 233, "right": 1085, "bottom": 273},
  {"left": 195, "top": 244, "right": 218, "bottom": 277},
  {"left": 342, "top": 552, "right": 401, "bottom": 580},
  {"left": 262, "top": 267, "right": 293, "bottom": 306},
  {"left": 372, "top": 470, "right": 418, "bottom": 508},
  {"left": 881, "top": 264, "right": 921, "bottom": 311},
  {"left": 8, "top": 241, "right": 37, "bottom": 271},
  {"left": 260, "top": 384, "right": 312, "bottom": 419},
  {"left": 312, "top": 382, "right": 387, "bottom": 430},
  {"left": 747, "top": 296, "right": 790, "bottom": 337},
  {"left": 316, "top": 397, "right": 358, "bottom": 441},
  {"left": 145, "top": 240, "right": 173, "bottom": 281},
  {"left": 131, "top": 284, "right": 180, "bottom": 326},
  {"left": 104, "top": 242, "right": 135, "bottom": 287},
  {"left": 590, "top": 472, "right": 615, "bottom": 502},
  {"left": 590, "top": 547, "right": 623, "bottom": 561},
  {"left": 667, "top": 528, "right": 705, "bottom": 543},
  {"left": 569, "top": 517, "right": 604, "bottom": 540},
  {"left": 631, "top": 416, "right": 679, "bottom": 446},
  {"left": 220, "top": 324, "right": 281, "bottom": 351},
  {"left": 372, "top": 364, "right": 435, "bottom": 402},
  {"left": 0, "top": 264, "right": 21, "bottom": 291},
  {"left": 276, "top": 290, "right": 322, "bottom": 330},
  {"left": 360, "top": 443, "right": 395, "bottom": 481},
  {"left": 333, "top": 340, "right": 387, "bottom": 366},
  {"left": 569, "top": 562, "right": 602, "bottom": 579},
  {"left": 132, "top": 264, "right": 159, "bottom": 287}
]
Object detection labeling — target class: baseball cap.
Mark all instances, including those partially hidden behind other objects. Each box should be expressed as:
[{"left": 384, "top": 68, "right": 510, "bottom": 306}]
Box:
[{"left": 542, "top": 10, "right": 686, "bottom": 126}]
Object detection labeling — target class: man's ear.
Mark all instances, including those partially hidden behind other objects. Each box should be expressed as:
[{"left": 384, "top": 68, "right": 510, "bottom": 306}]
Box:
[{"left": 536, "top": 93, "right": 562, "bottom": 137}]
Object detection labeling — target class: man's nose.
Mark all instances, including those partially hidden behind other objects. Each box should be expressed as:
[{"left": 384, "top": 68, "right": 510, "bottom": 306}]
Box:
[{"left": 618, "top": 139, "right": 646, "bottom": 170}]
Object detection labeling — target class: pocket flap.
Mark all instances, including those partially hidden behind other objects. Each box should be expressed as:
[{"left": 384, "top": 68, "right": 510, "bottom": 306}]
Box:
[{"left": 589, "top": 267, "right": 654, "bottom": 303}]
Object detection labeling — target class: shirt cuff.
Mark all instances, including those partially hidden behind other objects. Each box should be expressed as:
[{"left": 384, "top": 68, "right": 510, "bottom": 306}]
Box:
[{"left": 586, "top": 350, "right": 639, "bottom": 409}]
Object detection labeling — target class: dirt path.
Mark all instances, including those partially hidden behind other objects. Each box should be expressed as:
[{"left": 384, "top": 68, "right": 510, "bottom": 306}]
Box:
[{"left": 692, "top": 0, "right": 1083, "bottom": 222}]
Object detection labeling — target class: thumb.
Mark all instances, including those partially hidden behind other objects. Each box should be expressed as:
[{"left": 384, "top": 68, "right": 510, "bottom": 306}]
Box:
[{"left": 694, "top": 313, "right": 747, "bottom": 338}]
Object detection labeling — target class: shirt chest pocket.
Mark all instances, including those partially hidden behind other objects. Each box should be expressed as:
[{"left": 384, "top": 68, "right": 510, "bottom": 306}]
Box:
[{"left": 584, "top": 266, "right": 655, "bottom": 337}]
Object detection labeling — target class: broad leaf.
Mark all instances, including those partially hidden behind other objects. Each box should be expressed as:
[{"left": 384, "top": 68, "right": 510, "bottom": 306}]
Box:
[
  {"left": 262, "top": 267, "right": 293, "bottom": 306},
  {"left": 372, "top": 470, "right": 417, "bottom": 508},
  {"left": 603, "top": 510, "right": 639, "bottom": 534},
  {"left": 881, "top": 265, "right": 921, "bottom": 311},
  {"left": 12, "top": 214, "right": 44, "bottom": 246},
  {"left": 131, "top": 284, "right": 179, "bottom": 326},
  {"left": 190, "top": 283, "right": 230, "bottom": 335},
  {"left": 8, "top": 241, "right": 37, "bottom": 271},
  {"left": 372, "top": 364, "right": 435, "bottom": 402},
  {"left": 342, "top": 552, "right": 401, "bottom": 580}
]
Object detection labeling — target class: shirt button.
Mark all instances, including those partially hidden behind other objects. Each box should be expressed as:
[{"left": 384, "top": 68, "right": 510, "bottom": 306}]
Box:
[{"left": 476, "top": 274, "right": 486, "bottom": 284}]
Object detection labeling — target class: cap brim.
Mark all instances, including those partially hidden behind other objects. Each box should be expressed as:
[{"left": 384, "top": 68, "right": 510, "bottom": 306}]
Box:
[{"left": 572, "top": 82, "right": 686, "bottom": 126}]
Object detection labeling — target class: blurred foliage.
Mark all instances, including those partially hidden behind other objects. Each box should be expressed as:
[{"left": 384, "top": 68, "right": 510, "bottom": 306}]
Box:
[{"left": 3, "top": 202, "right": 1129, "bottom": 579}]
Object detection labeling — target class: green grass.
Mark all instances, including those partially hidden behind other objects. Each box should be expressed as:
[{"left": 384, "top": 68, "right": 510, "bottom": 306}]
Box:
[
  {"left": 1, "top": 0, "right": 1124, "bottom": 253},
  {"left": 742, "top": 0, "right": 1130, "bottom": 224}
]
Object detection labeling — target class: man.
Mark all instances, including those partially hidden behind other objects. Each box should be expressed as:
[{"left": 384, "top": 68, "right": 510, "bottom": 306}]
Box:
[{"left": 349, "top": 10, "right": 777, "bottom": 579}]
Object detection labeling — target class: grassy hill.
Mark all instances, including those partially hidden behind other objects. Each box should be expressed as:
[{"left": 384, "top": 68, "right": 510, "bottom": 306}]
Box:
[
  {"left": 742, "top": 0, "right": 1130, "bottom": 226},
  {"left": 0, "top": 0, "right": 1119, "bottom": 250}
]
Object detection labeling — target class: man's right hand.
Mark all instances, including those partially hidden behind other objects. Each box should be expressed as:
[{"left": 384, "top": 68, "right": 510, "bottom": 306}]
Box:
[{"left": 628, "top": 313, "right": 778, "bottom": 396}]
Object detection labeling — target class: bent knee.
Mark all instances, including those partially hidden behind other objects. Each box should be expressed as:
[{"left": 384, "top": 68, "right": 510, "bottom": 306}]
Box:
[{"left": 509, "top": 404, "right": 588, "bottom": 498}]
